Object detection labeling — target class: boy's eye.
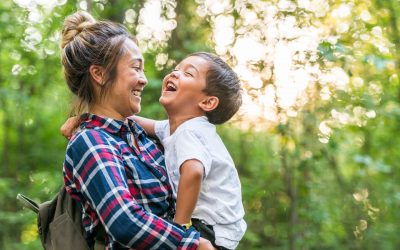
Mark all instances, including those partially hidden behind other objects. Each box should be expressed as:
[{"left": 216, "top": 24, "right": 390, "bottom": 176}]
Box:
[{"left": 184, "top": 71, "right": 193, "bottom": 77}]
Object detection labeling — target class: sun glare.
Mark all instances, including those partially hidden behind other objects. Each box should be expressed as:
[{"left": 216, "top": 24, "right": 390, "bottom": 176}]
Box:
[
  {"left": 14, "top": 0, "right": 66, "bottom": 14},
  {"left": 203, "top": 0, "right": 329, "bottom": 128},
  {"left": 193, "top": 0, "right": 379, "bottom": 135}
]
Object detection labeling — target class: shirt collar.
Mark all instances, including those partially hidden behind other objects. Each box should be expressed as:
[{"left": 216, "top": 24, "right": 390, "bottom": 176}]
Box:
[{"left": 80, "top": 113, "right": 146, "bottom": 136}]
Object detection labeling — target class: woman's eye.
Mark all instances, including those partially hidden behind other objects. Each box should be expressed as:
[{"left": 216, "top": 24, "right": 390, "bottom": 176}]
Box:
[
  {"left": 184, "top": 71, "right": 193, "bottom": 77},
  {"left": 133, "top": 66, "right": 142, "bottom": 72}
]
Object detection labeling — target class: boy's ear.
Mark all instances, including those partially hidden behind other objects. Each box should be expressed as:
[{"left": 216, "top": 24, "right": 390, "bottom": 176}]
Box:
[
  {"left": 198, "top": 96, "right": 219, "bottom": 112},
  {"left": 89, "top": 65, "right": 105, "bottom": 86}
]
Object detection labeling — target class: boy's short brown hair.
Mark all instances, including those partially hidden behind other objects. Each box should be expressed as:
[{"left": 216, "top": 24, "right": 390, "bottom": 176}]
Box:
[{"left": 189, "top": 52, "right": 242, "bottom": 124}]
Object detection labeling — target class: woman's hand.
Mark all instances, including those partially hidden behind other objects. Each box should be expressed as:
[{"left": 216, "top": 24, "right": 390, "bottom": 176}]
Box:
[
  {"left": 198, "top": 237, "right": 216, "bottom": 250},
  {"left": 60, "top": 116, "right": 81, "bottom": 139}
]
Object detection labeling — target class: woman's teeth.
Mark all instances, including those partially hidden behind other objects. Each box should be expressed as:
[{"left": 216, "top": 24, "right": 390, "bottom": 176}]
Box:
[{"left": 132, "top": 90, "right": 141, "bottom": 96}]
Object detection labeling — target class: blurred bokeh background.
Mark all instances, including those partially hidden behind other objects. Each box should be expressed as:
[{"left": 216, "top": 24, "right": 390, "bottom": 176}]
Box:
[{"left": 0, "top": 0, "right": 399, "bottom": 249}]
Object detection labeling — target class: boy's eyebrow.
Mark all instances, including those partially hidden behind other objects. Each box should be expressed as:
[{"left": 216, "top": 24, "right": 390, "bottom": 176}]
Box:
[{"left": 187, "top": 63, "right": 199, "bottom": 74}]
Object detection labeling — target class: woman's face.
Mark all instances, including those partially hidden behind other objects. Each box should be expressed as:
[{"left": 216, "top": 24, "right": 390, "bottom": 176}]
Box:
[{"left": 100, "top": 39, "right": 147, "bottom": 119}]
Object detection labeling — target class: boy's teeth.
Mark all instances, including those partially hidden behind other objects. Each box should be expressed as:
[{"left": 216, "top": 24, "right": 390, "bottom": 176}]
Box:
[{"left": 166, "top": 82, "right": 176, "bottom": 91}]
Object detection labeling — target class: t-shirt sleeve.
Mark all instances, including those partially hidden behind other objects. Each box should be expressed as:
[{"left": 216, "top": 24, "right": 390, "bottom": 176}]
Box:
[
  {"left": 174, "top": 129, "right": 212, "bottom": 178},
  {"left": 154, "top": 120, "right": 169, "bottom": 141}
]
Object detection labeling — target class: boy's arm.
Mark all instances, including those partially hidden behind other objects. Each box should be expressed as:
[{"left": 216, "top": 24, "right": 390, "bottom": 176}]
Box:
[
  {"left": 60, "top": 116, "right": 81, "bottom": 139},
  {"left": 131, "top": 115, "right": 156, "bottom": 137},
  {"left": 174, "top": 159, "right": 204, "bottom": 225}
]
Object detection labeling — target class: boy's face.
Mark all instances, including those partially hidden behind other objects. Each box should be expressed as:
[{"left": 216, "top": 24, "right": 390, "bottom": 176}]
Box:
[{"left": 159, "top": 56, "right": 210, "bottom": 116}]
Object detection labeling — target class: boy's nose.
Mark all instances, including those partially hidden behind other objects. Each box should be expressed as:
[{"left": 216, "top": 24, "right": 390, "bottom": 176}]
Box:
[{"left": 170, "top": 70, "right": 180, "bottom": 78}]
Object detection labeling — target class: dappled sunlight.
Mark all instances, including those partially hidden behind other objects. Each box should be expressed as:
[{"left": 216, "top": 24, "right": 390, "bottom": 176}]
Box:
[
  {"left": 14, "top": 0, "right": 377, "bottom": 135},
  {"left": 13, "top": 0, "right": 383, "bottom": 136},
  {"left": 192, "top": 0, "right": 382, "bottom": 139},
  {"left": 196, "top": 0, "right": 329, "bottom": 129},
  {"left": 352, "top": 188, "right": 380, "bottom": 240},
  {"left": 320, "top": 67, "right": 349, "bottom": 90},
  {"left": 135, "top": 0, "right": 177, "bottom": 51},
  {"left": 3, "top": 0, "right": 399, "bottom": 248},
  {"left": 14, "top": 0, "right": 66, "bottom": 22}
]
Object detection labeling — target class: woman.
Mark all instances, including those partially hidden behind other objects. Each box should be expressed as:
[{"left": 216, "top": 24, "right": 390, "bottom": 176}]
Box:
[{"left": 60, "top": 11, "right": 213, "bottom": 249}]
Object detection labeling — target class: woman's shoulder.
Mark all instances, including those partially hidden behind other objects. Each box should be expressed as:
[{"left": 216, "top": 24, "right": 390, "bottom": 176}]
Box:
[
  {"left": 73, "top": 127, "right": 108, "bottom": 139},
  {"left": 68, "top": 127, "right": 115, "bottom": 150}
]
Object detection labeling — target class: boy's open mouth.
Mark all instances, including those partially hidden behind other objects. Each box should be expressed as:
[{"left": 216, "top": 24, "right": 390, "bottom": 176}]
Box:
[{"left": 166, "top": 81, "right": 177, "bottom": 91}]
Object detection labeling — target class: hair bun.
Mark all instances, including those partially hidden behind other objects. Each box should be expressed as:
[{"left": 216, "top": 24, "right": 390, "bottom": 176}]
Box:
[{"left": 60, "top": 11, "right": 96, "bottom": 49}]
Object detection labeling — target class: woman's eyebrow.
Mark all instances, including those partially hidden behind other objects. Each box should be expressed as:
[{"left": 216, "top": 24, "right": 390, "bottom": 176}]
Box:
[{"left": 130, "top": 58, "right": 143, "bottom": 65}]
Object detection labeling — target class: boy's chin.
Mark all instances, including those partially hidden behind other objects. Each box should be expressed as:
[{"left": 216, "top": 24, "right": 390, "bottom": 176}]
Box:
[
  {"left": 159, "top": 96, "right": 169, "bottom": 107},
  {"left": 159, "top": 98, "right": 175, "bottom": 114}
]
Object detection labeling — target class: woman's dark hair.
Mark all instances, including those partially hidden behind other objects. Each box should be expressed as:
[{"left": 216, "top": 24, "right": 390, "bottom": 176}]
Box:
[
  {"left": 60, "top": 11, "right": 138, "bottom": 115},
  {"left": 189, "top": 52, "right": 242, "bottom": 124}
]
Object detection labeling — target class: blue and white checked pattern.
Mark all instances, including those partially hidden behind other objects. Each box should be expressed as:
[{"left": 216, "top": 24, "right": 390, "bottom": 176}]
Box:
[{"left": 63, "top": 114, "right": 200, "bottom": 249}]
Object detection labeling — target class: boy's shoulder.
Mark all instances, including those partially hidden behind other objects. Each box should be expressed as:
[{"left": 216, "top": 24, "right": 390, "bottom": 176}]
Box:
[
  {"left": 174, "top": 117, "right": 218, "bottom": 144},
  {"left": 179, "top": 116, "right": 214, "bottom": 131}
]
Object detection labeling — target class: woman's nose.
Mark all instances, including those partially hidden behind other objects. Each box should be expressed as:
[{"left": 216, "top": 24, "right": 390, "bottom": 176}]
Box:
[{"left": 138, "top": 74, "right": 148, "bottom": 86}]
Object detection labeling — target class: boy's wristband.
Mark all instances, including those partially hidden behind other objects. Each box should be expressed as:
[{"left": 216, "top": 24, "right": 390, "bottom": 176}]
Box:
[{"left": 180, "top": 220, "right": 192, "bottom": 230}]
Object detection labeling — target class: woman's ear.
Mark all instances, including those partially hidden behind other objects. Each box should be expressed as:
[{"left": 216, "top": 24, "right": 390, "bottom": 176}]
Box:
[
  {"left": 198, "top": 96, "right": 219, "bottom": 112},
  {"left": 89, "top": 65, "right": 105, "bottom": 86}
]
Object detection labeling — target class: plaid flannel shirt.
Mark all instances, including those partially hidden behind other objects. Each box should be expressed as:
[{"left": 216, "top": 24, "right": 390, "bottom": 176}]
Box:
[{"left": 63, "top": 114, "right": 200, "bottom": 249}]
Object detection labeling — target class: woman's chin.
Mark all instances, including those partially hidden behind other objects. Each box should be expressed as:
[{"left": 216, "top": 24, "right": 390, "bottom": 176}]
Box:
[
  {"left": 132, "top": 106, "right": 140, "bottom": 115},
  {"left": 124, "top": 105, "right": 140, "bottom": 117}
]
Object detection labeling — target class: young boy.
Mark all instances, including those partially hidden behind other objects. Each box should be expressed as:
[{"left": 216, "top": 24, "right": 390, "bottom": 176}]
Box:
[{"left": 61, "top": 52, "right": 246, "bottom": 249}]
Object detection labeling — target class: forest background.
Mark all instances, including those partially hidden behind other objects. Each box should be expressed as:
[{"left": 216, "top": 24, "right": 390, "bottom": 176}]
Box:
[{"left": 0, "top": 0, "right": 399, "bottom": 249}]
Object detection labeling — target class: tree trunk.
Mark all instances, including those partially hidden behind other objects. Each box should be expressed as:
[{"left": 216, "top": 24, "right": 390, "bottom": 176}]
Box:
[
  {"left": 132, "top": 0, "right": 145, "bottom": 32},
  {"left": 278, "top": 124, "right": 298, "bottom": 250},
  {"left": 106, "top": 0, "right": 127, "bottom": 22},
  {"left": 383, "top": 0, "right": 400, "bottom": 99},
  {"left": 167, "top": 0, "right": 184, "bottom": 58},
  {"left": 281, "top": 148, "right": 298, "bottom": 250},
  {"left": 1, "top": 112, "right": 10, "bottom": 176}
]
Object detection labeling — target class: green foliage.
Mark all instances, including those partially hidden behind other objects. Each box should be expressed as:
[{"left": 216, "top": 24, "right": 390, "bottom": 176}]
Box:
[{"left": 1, "top": 0, "right": 399, "bottom": 249}]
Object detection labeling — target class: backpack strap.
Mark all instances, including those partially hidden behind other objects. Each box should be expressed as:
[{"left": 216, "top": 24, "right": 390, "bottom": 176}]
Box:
[
  {"left": 93, "top": 224, "right": 106, "bottom": 250},
  {"left": 17, "top": 187, "right": 107, "bottom": 249},
  {"left": 37, "top": 192, "right": 58, "bottom": 246},
  {"left": 38, "top": 187, "right": 91, "bottom": 250},
  {"left": 16, "top": 193, "right": 39, "bottom": 213}
]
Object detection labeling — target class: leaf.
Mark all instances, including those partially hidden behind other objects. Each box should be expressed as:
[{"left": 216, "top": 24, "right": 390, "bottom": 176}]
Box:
[
  {"left": 353, "top": 189, "right": 369, "bottom": 201},
  {"left": 359, "top": 219, "right": 368, "bottom": 231}
]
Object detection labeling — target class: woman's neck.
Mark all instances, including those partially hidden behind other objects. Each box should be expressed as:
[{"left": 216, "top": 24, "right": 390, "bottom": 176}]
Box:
[{"left": 90, "top": 105, "right": 125, "bottom": 121}]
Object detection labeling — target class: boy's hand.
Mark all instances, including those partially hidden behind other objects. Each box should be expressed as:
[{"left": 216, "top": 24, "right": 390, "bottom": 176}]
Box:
[
  {"left": 60, "top": 116, "right": 80, "bottom": 140},
  {"left": 198, "top": 238, "right": 216, "bottom": 250}
]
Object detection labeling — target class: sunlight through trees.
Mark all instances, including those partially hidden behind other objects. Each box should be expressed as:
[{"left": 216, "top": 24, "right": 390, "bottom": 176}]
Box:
[{"left": 1, "top": 0, "right": 399, "bottom": 249}]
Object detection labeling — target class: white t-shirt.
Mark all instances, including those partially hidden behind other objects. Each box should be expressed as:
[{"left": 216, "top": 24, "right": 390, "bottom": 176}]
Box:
[{"left": 155, "top": 116, "right": 246, "bottom": 249}]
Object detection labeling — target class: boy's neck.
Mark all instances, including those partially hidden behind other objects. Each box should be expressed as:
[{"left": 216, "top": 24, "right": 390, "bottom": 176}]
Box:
[{"left": 167, "top": 113, "right": 204, "bottom": 135}]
